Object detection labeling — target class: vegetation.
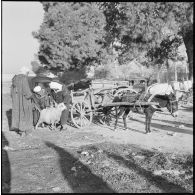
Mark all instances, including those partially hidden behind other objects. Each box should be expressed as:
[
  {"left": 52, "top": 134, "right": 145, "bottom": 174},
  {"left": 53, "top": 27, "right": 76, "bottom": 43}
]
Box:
[
  {"left": 33, "top": 2, "right": 193, "bottom": 80},
  {"left": 99, "top": 2, "right": 193, "bottom": 79},
  {"left": 33, "top": 2, "right": 106, "bottom": 70}
]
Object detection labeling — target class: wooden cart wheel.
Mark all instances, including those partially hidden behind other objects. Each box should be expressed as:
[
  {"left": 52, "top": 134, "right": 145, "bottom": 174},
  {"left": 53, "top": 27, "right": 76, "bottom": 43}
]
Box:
[
  {"left": 71, "top": 101, "right": 93, "bottom": 129},
  {"left": 97, "top": 106, "right": 117, "bottom": 125}
]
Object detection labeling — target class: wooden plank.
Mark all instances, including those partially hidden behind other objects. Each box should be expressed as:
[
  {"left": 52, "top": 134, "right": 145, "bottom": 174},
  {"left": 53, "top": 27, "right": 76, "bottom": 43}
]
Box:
[{"left": 102, "top": 101, "right": 159, "bottom": 107}]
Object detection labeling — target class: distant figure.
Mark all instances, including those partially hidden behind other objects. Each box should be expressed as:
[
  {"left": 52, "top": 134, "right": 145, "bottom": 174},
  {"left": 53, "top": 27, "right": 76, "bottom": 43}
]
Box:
[
  {"left": 10, "top": 67, "right": 35, "bottom": 136},
  {"left": 129, "top": 80, "right": 134, "bottom": 86},
  {"left": 140, "top": 80, "right": 146, "bottom": 85}
]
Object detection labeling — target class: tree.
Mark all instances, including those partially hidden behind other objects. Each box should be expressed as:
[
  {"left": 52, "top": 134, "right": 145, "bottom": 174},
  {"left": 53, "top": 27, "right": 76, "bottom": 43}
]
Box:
[
  {"left": 168, "top": 2, "right": 193, "bottom": 80},
  {"left": 33, "top": 2, "right": 107, "bottom": 71},
  {"left": 146, "top": 35, "right": 183, "bottom": 66},
  {"left": 99, "top": 2, "right": 193, "bottom": 79},
  {"left": 146, "top": 35, "right": 184, "bottom": 82},
  {"left": 34, "top": 2, "right": 193, "bottom": 80},
  {"left": 99, "top": 2, "right": 168, "bottom": 63}
]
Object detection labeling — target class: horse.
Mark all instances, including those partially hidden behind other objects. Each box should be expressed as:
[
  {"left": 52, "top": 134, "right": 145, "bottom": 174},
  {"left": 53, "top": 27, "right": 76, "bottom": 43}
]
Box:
[{"left": 104, "top": 92, "right": 179, "bottom": 134}]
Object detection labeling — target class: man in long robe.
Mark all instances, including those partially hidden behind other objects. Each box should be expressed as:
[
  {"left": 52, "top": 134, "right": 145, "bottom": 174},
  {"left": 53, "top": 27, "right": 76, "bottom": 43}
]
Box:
[{"left": 10, "top": 67, "right": 34, "bottom": 136}]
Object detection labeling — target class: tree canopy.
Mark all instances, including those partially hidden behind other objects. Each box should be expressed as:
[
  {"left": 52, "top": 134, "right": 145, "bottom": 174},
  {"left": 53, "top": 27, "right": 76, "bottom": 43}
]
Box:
[
  {"left": 99, "top": 2, "right": 193, "bottom": 79},
  {"left": 34, "top": 2, "right": 193, "bottom": 80},
  {"left": 33, "top": 2, "right": 106, "bottom": 70}
]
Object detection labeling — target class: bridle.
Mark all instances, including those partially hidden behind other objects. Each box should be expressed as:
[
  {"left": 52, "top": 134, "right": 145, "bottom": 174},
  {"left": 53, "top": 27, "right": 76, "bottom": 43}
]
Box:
[{"left": 168, "top": 99, "right": 178, "bottom": 114}]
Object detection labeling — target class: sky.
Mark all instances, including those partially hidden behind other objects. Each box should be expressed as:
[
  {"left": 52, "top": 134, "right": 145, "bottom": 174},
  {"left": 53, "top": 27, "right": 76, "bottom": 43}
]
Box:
[{"left": 2, "top": 2, "right": 44, "bottom": 74}]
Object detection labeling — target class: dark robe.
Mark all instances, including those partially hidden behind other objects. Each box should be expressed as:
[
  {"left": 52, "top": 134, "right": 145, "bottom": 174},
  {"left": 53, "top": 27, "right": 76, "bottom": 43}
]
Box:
[
  {"left": 10, "top": 74, "right": 34, "bottom": 133},
  {"left": 51, "top": 85, "right": 72, "bottom": 125}
]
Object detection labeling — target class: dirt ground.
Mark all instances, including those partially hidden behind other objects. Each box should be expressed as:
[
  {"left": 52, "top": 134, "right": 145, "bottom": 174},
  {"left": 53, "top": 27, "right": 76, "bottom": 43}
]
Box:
[{"left": 1, "top": 82, "right": 193, "bottom": 193}]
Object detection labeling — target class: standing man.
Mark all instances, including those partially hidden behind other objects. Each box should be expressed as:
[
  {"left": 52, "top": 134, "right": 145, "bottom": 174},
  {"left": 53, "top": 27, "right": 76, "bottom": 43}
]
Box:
[
  {"left": 49, "top": 81, "right": 72, "bottom": 130},
  {"left": 10, "top": 67, "right": 35, "bottom": 136}
]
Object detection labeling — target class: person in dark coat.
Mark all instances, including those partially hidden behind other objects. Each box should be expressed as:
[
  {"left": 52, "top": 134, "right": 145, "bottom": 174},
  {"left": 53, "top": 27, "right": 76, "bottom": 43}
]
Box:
[
  {"left": 32, "top": 82, "right": 55, "bottom": 126},
  {"left": 49, "top": 81, "right": 72, "bottom": 130},
  {"left": 28, "top": 75, "right": 53, "bottom": 127},
  {"left": 10, "top": 67, "right": 37, "bottom": 136}
]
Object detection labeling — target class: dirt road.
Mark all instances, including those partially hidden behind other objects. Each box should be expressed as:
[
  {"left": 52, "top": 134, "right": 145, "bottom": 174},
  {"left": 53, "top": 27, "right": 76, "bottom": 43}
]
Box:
[{"left": 2, "top": 87, "right": 193, "bottom": 193}]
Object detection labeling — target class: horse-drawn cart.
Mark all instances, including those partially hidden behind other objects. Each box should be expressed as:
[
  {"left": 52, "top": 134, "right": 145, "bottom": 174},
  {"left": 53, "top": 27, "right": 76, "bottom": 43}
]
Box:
[{"left": 70, "top": 85, "right": 159, "bottom": 129}]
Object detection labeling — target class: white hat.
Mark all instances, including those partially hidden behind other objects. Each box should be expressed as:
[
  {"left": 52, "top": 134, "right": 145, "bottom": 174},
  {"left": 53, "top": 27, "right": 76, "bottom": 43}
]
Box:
[
  {"left": 33, "top": 86, "right": 42, "bottom": 93},
  {"left": 49, "top": 82, "right": 62, "bottom": 91}
]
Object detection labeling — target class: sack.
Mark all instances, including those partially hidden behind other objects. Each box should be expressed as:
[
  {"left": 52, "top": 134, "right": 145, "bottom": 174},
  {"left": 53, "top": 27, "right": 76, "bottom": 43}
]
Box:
[{"left": 122, "top": 94, "right": 140, "bottom": 103}]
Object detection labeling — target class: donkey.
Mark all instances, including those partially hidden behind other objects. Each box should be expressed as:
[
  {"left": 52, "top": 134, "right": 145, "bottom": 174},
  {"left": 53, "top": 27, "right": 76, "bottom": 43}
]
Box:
[{"left": 104, "top": 93, "right": 179, "bottom": 134}]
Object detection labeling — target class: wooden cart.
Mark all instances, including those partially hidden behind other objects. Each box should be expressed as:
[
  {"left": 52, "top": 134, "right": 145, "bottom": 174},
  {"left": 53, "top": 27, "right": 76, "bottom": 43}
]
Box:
[{"left": 70, "top": 86, "right": 159, "bottom": 129}]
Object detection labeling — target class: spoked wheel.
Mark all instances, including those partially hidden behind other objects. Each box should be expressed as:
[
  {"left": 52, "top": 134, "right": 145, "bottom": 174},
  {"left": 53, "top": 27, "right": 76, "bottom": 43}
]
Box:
[
  {"left": 71, "top": 101, "right": 93, "bottom": 129},
  {"left": 98, "top": 106, "right": 117, "bottom": 125}
]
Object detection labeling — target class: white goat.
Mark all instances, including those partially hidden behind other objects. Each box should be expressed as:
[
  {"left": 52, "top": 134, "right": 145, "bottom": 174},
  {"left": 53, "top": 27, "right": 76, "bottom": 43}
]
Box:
[{"left": 35, "top": 102, "right": 67, "bottom": 130}]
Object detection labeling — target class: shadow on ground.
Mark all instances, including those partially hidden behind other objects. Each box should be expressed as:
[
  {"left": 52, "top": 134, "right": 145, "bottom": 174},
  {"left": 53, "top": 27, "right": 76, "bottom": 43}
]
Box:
[
  {"left": 105, "top": 151, "right": 189, "bottom": 193},
  {"left": 6, "top": 109, "right": 12, "bottom": 130},
  {"left": 45, "top": 141, "right": 115, "bottom": 193},
  {"left": 151, "top": 118, "right": 193, "bottom": 128},
  {"left": 2, "top": 132, "right": 11, "bottom": 193},
  {"left": 130, "top": 118, "right": 193, "bottom": 135},
  {"left": 180, "top": 106, "right": 193, "bottom": 112}
]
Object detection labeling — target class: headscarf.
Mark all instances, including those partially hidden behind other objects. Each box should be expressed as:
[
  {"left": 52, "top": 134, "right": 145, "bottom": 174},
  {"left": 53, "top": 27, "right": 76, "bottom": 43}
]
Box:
[
  {"left": 19, "top": 66, "right": 30, "bottom": 75},
  {"left": 49, "top": 82, "right": 62, "bottom": 92},
  {"left": 33, "top": 86, "right": 42, "bottom": 93}
]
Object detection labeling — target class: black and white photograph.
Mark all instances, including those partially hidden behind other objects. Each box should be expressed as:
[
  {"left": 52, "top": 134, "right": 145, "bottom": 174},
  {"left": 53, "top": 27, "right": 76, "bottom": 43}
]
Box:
[{"left": 1, "top": 1, "right": 193, "bottom": 193}]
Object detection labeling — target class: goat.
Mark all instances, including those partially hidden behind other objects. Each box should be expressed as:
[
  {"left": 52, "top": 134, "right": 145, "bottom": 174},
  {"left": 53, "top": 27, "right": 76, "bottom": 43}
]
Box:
[{"left": 35, "top": 102, "right": 67, "bottom": 130}]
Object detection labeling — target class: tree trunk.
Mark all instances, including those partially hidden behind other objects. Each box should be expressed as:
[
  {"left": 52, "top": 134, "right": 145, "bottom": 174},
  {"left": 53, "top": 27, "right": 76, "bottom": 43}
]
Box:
[
  {"left": 185, "top": 65, "right": 188, "bottom": 80},
  {"left": 182, "top": 27, "right": 193, "bottom": 81},
  {"left": 166, "top": 59, "right": 169, "bottom": 83},
  {"left": 174, "top": 62, "right": 177, "bottom": 81},
  {"left": 156, "top": 64, "right": 161, "bottom": 83}
]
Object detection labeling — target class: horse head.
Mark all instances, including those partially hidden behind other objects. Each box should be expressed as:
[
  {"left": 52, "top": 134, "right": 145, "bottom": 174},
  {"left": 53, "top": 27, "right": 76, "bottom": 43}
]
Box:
[{"left": 166, "top": 92, "right": 179, "bottom": 117}]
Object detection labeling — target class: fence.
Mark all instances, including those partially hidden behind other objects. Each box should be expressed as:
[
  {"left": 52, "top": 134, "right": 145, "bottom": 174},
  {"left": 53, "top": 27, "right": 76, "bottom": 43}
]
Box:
[{"left": 91, "top": 80, "right": 129, "bottom": 89}]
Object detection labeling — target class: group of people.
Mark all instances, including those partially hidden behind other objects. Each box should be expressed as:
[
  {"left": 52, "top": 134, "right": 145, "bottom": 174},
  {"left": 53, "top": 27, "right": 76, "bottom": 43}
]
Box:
[{"left": 10, "top": 67, "right": 71, "bottom": 137}]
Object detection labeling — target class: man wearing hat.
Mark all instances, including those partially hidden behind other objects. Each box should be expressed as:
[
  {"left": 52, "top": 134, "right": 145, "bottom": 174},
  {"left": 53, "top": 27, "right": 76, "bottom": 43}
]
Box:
[{"left": 49, "top": 81, "right": 71, "bottom": 130}]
